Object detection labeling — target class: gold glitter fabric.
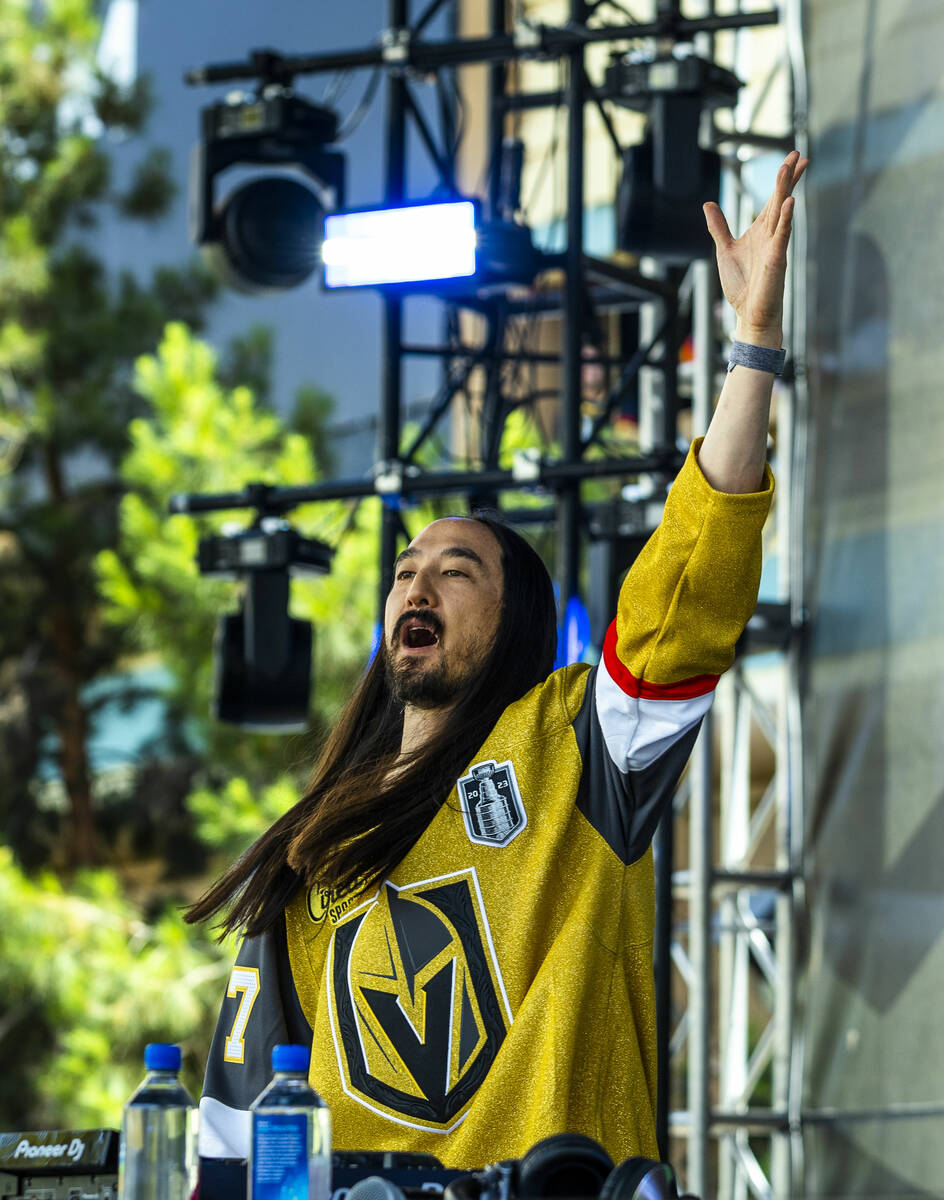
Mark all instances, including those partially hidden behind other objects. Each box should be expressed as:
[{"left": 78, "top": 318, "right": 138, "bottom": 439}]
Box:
[
  {"left": 617, "top": 438, "right": 774, "bottom": 685},
  {"left": 285, "top": 675, "right": 658, "bottom": 1166},
  {"left": 202, "top": 441, "right": 773, "bottom": 1170}
]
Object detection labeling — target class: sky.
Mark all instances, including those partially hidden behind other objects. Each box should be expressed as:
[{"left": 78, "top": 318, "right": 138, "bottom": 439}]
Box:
[{"left": 97, "top": 0, "right": 449, "bottom": 474}]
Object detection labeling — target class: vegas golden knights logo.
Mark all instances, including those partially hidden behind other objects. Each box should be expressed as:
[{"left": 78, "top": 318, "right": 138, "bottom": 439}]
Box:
[{"left": 327, "top": 869, "right": 511, "bottom": 1131}]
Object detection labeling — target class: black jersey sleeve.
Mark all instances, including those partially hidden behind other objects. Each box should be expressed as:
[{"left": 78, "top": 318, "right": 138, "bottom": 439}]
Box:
[
  {"left": 573, "top": 665, "right": 702, "bottom": 864},
  {"left": 199, "top": 917, "right": 312, "bottom": 1160}
]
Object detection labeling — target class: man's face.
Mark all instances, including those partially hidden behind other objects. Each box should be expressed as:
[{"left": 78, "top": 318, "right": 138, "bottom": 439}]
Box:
[{"left": 383, "top": 518, "right": 504, "bottom": 710}]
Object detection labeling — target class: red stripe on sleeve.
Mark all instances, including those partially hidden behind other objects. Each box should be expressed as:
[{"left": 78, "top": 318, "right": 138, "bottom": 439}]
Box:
[{"left": 602, "top": 620, "right": 720, "bottom": 701}]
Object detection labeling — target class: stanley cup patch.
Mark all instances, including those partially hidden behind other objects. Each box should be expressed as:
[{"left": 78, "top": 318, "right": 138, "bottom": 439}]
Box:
[{"left": 457, "top": 759, "right": 527, "bottom": 847}]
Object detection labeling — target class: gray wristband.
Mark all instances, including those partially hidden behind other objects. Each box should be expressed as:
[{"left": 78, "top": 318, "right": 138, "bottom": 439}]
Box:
[{"left": 727, "top": 339, "right": 786, "bottom": 376}]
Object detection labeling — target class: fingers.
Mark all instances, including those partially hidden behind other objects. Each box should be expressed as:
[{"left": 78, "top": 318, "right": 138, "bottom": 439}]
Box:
[
  {"left": 773, "top": 194, "right": 795, "bottom": 244},
  {"left": 766, "top": 151, "right": 808, "bottom": 233},
  {"left": 785, "top": 153, "right": 809, "bottom": 202},
  {"left": 791, "top": 154, "right": 810, "bottom": 188},
  {"left": 704, "top": 152, "right": 807, "bottom": 251},
  {"left": 703, "top": 201, "right": 734, "bottom": 251},
  {"left": 765, "top": 153, "right": 796, "bottom": 232}
]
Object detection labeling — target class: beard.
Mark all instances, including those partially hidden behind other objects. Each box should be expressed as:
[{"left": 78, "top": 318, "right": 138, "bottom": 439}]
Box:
[
  {"left": 385, "top": 615, "right": 492, "bottom": 710},
  {"left": 385, "top": 655, "right": 471, "bottom": 709}
]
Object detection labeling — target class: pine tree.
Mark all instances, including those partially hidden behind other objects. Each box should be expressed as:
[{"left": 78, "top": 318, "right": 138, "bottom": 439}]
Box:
[{"left": 0, "top": 0, "right": 216, "bottom": 866}]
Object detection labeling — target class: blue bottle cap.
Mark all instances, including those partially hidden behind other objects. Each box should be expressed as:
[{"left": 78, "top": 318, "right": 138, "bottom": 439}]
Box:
[
  {"left": 144, "top": 1043, "right": 182, "bottom": 1072},
  {"left": 272, "top": 1044, "right": 310, "bottom": 1073}
]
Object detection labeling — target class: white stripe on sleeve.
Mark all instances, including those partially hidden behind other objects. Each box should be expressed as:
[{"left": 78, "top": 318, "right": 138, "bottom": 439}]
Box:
[{"left": 595, "top": 656, "right": 715, "bottom": 773}]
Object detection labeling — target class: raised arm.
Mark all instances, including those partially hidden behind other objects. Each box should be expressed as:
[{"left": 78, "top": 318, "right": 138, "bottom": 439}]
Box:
[
  {"left": 698, "top": 150, "right": 808, "bottom": 494},
  {"left": 577, "top": 161, "right": 809, "bottom": 864}
]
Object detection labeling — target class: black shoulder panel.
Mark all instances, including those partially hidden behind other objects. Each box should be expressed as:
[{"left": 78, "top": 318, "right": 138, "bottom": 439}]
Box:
[{"left": 573, "top": 667, "right": 702, "bottom": 864}]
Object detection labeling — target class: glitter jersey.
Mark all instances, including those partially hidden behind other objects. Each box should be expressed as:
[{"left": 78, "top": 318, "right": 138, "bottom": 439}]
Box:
[{"left": 200, "top": 442, "right": 773, "bottom": 1168}]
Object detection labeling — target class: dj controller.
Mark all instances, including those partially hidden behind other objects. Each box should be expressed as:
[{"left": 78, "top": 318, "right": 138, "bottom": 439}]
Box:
[
  {"left": 1, "top": 1128, "right": 695, "bottom": 1200},
  {"left": 0, "top": 1130, "right": 460, "bottom": 1200}
]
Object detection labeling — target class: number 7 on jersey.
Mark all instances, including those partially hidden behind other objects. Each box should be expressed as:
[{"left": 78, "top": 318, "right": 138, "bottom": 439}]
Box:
[{"left": 224, "top": 966, "right": 260, "bottom": 1064}]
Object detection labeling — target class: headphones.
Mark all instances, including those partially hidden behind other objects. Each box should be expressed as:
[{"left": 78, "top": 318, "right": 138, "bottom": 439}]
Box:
[{"left": 345, "top": 1134, "right": 698, "bottom": 1200}]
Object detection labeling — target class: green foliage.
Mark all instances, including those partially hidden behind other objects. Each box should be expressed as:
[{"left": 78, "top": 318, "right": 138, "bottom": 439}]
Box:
[
  {"left": 0, "top": 0, "right": 397, "bottom": 1135},
  {"left": 119, "top": 147, "right": 177, "bottom": 220},
  {"left": 293, "top": 383, "right": 338, "bottom": 477},
  {"left": 0, "top": 0, "right": 217, "bottom": 865},
  {"left": 0, "top": 845, "right": 228, "bottom": 1127},
  {"left": 188, "top": 776, "right": 302, "bottom": 863},
  {"left": 97, "top": 320, "right": 377, "bottom": 742},
  {"left": 94, "top": 322, "right": 385, "bottom": 866},
  {"left": 218, "top": 323, "right": 276, "bottom": 408}
]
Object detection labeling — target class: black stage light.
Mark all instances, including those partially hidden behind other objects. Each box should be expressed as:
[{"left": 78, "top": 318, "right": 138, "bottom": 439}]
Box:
[
  {"left": 211, "top": 175, "right": 324, "bottom": 293},
  {"left": 198, "top": 521, "right": 333, "bottom": 731},
  {"left": 605, "top": 52, "right": 741, "bottom": 262},
  {"left": 190, "top": 88, "right": 345, "bottom": 293},
  {"left": 476, "top": 216, "right": 545, "bottom": 292},
  {"left": 496, "top": 136, "right": 525, "bottom": 222}
]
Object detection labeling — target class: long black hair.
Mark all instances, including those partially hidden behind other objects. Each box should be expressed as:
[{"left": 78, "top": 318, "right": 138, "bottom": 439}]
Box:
[{"left": 185, "top": 514, "right": 557, "bottom": 937}]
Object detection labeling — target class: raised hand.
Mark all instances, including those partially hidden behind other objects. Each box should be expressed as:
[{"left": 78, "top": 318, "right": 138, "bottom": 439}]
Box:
[{"left": 702, "top": 150, "right": 808, "bottom": 348}]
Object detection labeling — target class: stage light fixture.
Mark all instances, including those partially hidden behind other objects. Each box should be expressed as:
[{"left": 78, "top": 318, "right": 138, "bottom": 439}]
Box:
[
  {"left": 323, "top": 201, "right": 476, "bottom": 288},
  {"left": 190, "top": 89, "right": 345, "bottom": 293},
  {"left": 321, "top": 199, "right": 545, "bottom": 293},
  {"left": 605, "top": 51, "right": 741, "bottom": 262},
  {"left": 197, "top": 520, "right": 334, "bottom": 732}
]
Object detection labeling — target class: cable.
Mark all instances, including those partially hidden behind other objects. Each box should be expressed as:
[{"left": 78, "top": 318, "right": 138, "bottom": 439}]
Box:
[
  {"left": 587, "top": 0, "right": 641, "bottom": 24},
  {"left": 322, "top": 69, "right": 354, "bottom": 108},
  {"left": 448, "top": 68, "right": 466, "bottom": 156},
  {"left": 335, "top": 66, "right": 383, "bottom": 141},
  {"left": 549, "top": 64, "right": 568, "bottom": 252},
  {"left": 435, "top": 72, "right": 456, "bottom": 161},
  {"left": 521, "top": 62, "right": 566, "bottom": 235}
]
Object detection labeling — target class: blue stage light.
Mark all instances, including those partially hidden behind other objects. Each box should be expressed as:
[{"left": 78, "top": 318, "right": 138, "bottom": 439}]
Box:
[
  {"left": 556, "top": 595, "right": 591, "bottom": 668},
  {"left": 322, "top": 201, "right": 477, "bottom": 288},
  {"left": 368, "top": 621, "right": 383, "bottom": 666}
]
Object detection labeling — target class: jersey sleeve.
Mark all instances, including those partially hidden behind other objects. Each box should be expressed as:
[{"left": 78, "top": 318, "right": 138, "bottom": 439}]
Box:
[
  {"left": 575, "top": 438, "right": 774, "bottom": 863},
  {"left": 199, "top": 916, "right": 313, "bottom": 1160}
]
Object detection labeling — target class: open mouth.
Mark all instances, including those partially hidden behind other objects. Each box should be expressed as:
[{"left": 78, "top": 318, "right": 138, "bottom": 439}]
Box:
[{"left": 396, "top": 615, "right": 442, "bottom": 650}]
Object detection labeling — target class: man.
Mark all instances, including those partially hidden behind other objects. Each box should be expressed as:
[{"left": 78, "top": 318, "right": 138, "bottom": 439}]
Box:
[{"left": 191, "top": 152, "right": 808, "bottom": 1168}]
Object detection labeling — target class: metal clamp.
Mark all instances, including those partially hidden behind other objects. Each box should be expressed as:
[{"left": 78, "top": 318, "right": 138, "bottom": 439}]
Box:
[
  {"left": 373, "top": 460, "right": 404, "bottom": 494},
  {"left": 381, "top": 27, "right": 411, "bottom": 65},
  {"left": 513, "top": 19, "right": 546, "bottom": 54},
  {"left": 511, "top": 448, "right": 542, "bottom": 482}
]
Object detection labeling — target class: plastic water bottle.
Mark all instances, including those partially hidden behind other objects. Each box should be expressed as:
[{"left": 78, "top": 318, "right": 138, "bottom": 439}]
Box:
[
  {"left": 119, "top": 1043, "right": 198, "bottom": 1200},
  {"left": 250, "top": 1044, "right": 331, "bottom": 1200}
]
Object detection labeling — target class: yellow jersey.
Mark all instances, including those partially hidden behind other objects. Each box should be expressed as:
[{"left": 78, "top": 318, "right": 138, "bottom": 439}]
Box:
[{"left": 199, "top": 441, "right": 773, "bottom": 1169}]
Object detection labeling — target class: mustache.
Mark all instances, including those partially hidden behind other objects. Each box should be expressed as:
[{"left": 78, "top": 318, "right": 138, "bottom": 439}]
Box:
[{"left": 390, "top": 610, "right": 444, "bottom": 645}]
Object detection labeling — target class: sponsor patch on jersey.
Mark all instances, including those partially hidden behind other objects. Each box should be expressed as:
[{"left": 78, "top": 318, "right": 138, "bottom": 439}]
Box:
[
  {"left": 457, "top": 759, "right": 527, "bottom": 847},
  {"left": 308, "top": 880, "right": 369, "bottom": 926},
  {"left": 326, "top": 868, "right": 512, "bottom": 1133}
]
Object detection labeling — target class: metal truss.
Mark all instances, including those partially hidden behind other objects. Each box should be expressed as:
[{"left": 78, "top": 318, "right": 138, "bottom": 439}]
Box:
[
  {"left": 182, "top": 0, "right": 778, "bottom": 609},
  {"left": 667, "top": 349, "right": 805, "bottom": 1200},
  {"left": 663, "top": 3, "right": 810, "bottom": 1196},
  {"left": 674, "top": 643, "right": 804, "bottom": 1200}
]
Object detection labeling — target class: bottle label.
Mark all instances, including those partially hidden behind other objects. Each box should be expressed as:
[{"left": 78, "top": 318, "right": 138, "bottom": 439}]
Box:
[{"left": 252, "top": 1115, "right": 309, "bottom": 1200}]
